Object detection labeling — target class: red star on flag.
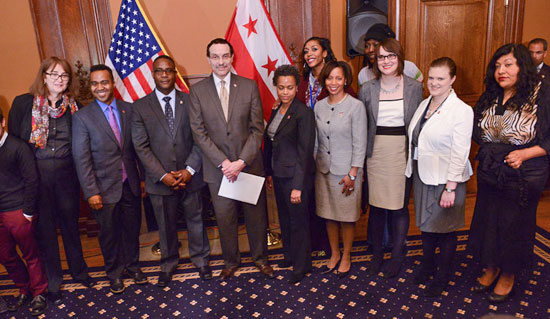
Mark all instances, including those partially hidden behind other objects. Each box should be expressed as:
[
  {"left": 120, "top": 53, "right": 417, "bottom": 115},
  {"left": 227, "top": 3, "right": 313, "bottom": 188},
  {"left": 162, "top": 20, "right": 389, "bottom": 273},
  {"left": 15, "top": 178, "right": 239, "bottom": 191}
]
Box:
[
  {"left": 242, "top": 15, "right": 258, "bottom": 38},
  {"left": 262, "top": 56, "right": 278, "bottom": 77}
]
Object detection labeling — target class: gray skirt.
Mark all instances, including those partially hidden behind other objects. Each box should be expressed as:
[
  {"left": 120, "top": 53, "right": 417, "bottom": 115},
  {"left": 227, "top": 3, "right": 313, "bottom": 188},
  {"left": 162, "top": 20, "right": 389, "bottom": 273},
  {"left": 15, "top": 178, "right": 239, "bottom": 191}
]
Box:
[
  {"left": 413, "top": 161, "right": 466, "bottom": 233},
  {"left": 315, "top": 169, "right": 362, "bottom": 223}
]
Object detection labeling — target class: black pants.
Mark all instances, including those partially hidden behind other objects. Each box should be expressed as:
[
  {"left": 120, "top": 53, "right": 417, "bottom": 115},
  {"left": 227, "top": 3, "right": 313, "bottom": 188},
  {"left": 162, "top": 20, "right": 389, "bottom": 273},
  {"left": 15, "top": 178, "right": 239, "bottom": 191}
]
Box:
[
  {"left": 93, "top": 180, "right": 141, "bottom": 280},
  {"left": 273, "top": 177, "right": 312, "bottom": 276},
  {"left": 35, "top": 158, "right": 88, "bottom": 293}
]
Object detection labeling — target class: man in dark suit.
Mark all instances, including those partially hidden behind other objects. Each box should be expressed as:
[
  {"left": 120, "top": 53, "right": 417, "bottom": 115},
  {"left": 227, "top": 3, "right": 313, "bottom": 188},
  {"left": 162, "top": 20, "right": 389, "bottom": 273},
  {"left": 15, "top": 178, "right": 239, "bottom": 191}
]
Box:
[
  {"left": 132, "top": 55, "right": 211, "bottom": 286},
  {"left": 528, "top": 38, "right": 550, "bottom": 81},
  {"left": 189, "top": 38, "right": 274, "bottom": 280},
  {"left": 72, "top": 64, "right": 147, "bottom": 294}
]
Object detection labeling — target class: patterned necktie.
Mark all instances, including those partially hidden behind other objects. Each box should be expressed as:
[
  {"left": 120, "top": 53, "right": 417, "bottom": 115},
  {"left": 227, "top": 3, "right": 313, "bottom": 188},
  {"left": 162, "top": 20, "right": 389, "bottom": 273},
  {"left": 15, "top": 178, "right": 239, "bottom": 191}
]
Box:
[
  {"left": 163, "top": 96, "right": 175, "bottom": 135},
  {"left": 220, "top": 80, "right": 229, "bottom": 121},
  {"left": 107, "top": 105, "right": 127, "bottom": 182}
]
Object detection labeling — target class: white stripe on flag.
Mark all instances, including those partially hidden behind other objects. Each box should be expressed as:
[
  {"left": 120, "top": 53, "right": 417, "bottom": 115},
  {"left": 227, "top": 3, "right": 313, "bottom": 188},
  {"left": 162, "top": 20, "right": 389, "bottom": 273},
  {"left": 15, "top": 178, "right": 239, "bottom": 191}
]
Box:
[
  {"left": 105, "top": 57, "right": 132, "bottom": 102},
  {"left": 127, "top": 73, "right": 147, "bottom": 99},
  {"left": 138, "top": 63, "right": 155, "bottom": 94}
]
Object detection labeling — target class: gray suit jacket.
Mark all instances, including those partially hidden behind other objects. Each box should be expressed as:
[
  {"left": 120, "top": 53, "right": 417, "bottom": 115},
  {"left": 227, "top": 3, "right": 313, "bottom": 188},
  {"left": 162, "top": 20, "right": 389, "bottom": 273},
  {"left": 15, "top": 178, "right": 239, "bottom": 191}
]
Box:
[
  {"left": 72, "top": 99, "right": 141, "bottom": 203},
  {"left": 132, "top": 90, "right": 203, "bottom": 195},
  {"left": 189, "top": 74, "right": 264, "bottom": 183},
  {"left": 359, "top": 75, "right": 423, "bottom": 158}
]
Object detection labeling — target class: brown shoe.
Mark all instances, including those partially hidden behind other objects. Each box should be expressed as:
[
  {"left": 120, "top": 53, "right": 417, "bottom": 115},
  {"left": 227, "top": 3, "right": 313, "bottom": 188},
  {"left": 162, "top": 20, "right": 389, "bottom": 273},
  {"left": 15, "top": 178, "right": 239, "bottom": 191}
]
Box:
[
  {"left": 219, "top": 266, "right": 238, "bottom": 280},
  {"left": 256, "top": 264, "right": 275, "bottom": 279}
]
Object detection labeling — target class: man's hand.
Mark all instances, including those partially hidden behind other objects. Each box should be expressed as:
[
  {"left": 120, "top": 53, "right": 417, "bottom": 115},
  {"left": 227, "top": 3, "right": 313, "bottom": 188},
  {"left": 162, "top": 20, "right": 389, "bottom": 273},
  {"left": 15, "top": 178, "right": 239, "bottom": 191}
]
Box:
[
  {"left": 88, "top": 194, "right": 103, "bottom": 210},
  {"left": 221, "top": 159, "right": 246, "bottom": 182},
  {"left": 171, "top": 169, "right": 192, "bottom": 189}
]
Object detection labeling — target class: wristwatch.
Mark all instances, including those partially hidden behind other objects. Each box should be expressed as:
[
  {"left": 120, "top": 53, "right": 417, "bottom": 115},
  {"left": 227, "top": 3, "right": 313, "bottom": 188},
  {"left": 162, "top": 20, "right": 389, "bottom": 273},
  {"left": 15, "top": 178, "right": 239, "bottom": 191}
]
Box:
[
  {"left": 444, "top": 188, "right": 455, "bottom": 193},
  {"left": 347, "top": 173, "right": 356, "bottom": 181}
]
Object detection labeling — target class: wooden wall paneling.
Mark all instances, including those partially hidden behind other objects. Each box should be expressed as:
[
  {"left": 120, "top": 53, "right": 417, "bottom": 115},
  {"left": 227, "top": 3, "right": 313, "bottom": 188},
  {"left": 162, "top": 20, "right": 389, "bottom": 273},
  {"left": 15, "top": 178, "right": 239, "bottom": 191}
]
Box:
[{"left": 266, "top": 0, "right": 330, "bottom": 63}]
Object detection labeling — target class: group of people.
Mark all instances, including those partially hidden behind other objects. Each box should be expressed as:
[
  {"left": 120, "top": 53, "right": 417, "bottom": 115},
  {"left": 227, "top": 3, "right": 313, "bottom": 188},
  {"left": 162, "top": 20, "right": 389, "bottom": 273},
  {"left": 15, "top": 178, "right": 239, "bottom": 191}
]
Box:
[{"left": 1, "top": 21, "right": 549, "bottom": 316}]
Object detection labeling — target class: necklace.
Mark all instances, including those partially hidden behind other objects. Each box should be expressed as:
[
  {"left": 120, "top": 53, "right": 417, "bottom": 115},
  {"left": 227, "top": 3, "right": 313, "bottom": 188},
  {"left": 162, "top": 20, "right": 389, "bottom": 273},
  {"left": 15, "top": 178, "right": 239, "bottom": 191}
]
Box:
[{"left": 380, "top": 77, "right": 401, "bottom": 94}]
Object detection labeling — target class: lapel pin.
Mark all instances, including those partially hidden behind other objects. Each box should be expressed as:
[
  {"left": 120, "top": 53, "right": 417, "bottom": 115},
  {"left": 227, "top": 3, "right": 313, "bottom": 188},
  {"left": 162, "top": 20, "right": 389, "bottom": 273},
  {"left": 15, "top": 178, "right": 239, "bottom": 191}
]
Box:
[
  {"left": 233, "top": 83, "right": 237, "bottom": 87},
  {"left": 287, "top": 115, "right": 291, "bottom": 119},
  {"left": 180, "top": 100, "right": 183, "bottom": 104},
  {"left": 122, "top": 110, "right": 126, "bottom": 113},
  {"left": 437, "top": 111, "right": 441, "bottom": 114}
]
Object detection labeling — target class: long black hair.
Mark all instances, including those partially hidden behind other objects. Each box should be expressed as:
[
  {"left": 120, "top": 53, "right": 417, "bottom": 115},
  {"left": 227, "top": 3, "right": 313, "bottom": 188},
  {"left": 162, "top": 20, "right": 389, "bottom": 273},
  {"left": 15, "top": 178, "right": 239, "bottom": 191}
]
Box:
[
  {"left": 299, "top": 37, "right": 337, "bottom": 76},
  {"left": 477, "top": 43, "right": 538, "bottom": 110}
]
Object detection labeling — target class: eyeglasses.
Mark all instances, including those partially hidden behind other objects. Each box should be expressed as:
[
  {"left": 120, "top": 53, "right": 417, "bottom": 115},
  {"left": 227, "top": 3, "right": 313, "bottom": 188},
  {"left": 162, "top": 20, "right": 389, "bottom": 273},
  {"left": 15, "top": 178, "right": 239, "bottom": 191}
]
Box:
[
  {"left": 153, "top": 68, "right": 177, "bottom": 75},
  {"left": 377, "top": 53, "right": 398, "bottom": 62},
  {"left": 45, "top": 72, "right": 70, "bottom": 81}
]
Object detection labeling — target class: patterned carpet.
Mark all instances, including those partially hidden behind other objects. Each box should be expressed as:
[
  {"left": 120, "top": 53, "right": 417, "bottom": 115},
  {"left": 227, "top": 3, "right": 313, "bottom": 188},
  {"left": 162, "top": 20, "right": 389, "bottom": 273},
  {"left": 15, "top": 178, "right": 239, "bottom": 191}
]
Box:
[{"left": 2, "top": 228, "right": 550, "bottom": 319}]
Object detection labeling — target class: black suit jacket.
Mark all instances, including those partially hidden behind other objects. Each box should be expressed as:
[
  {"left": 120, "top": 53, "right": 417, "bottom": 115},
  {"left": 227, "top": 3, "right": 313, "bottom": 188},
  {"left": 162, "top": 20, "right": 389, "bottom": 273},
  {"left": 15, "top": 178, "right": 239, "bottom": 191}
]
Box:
[
  {"left": 132, "top": 89, "right": 203, "bottom": 195},
  {"left": 263, "top": 98, "right": 316, "bottom": 191},
  {"left": 72, "top": 99, "right": 141, "bottom": 203},
  {"left": 8, "top": 93, "right": 79, "bottom": 149},
  {"left": 540, "top": 63, "right": 550, "bottom": 82}
]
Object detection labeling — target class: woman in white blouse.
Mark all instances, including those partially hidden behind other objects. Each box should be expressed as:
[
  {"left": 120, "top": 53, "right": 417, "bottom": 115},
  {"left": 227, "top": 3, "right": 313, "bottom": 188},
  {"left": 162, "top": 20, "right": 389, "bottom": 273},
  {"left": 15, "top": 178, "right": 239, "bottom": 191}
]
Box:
[{"left": 405, "top": 57, "right": 473, "bottom": 296}]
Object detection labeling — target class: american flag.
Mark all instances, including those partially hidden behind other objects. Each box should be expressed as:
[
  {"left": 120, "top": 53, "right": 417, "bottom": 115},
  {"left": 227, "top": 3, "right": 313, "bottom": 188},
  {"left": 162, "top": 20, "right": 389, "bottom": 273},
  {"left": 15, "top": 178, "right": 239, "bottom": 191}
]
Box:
[{"left": 105, "top": 0, "right": 188, "bottom": 103}]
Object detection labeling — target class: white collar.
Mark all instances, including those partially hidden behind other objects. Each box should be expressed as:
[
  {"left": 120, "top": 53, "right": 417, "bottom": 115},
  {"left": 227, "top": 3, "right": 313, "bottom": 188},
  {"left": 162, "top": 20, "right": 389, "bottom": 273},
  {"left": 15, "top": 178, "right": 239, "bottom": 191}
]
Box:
[{"left": 0, "top": 131, "right": 8, "bottom": 148}]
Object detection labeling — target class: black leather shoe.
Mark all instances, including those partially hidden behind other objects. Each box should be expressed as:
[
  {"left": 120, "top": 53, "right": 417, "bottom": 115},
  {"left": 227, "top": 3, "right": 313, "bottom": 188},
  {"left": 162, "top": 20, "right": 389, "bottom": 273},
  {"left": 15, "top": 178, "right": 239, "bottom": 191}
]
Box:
[
  {"left": 157, "top": 272, "right": 173, "bottom": 287},
  {"left": 30, "top": 294, "right": 47, "bottom": 316},
  {"left": 336, "top": 264, "right": 351, "bottom": 279},
  {"left": 289, "top": 273, "right": 304, "bottom": 284},
  {"left": 48, "top": 291, "right": 63, "bottom": 306},
  {"left": 423, "top": 280, "right": 448, "bottom": 297},
  {"left": 278, "top": 260, "right": 292, "bottom": 268},
  {"left": 128, "top": 269, "right": 148, "bottom": 285},
  {"left": 198, "top": 266, "right": 213, "bottom": 281},
  {"left": 7, "top": 294, "right": 29, "bottom": 312},
  {"left": 489, "top": 287, "right": 515, "bottom": 303},
  {"left": 219, "top": 266, "right": 238, "bottom": 280},
  {"left": 382, "top": 258, "right": 403, "bottom": 279},
  {"left": 109, "top": 279, "right": 126, "bottom": 294},
  {"left": 320, "top": 260, "right": 340, "bottom": 275},
  {"left": 77, "top": 276, "right": 96, "bottom": 288}
]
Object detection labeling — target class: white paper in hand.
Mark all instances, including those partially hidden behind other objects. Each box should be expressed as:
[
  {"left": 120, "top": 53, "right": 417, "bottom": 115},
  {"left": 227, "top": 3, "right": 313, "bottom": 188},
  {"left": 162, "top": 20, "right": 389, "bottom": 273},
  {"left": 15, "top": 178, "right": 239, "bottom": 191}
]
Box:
[{"left": 218, "top": 172, "right": 265, "bottom": 205}]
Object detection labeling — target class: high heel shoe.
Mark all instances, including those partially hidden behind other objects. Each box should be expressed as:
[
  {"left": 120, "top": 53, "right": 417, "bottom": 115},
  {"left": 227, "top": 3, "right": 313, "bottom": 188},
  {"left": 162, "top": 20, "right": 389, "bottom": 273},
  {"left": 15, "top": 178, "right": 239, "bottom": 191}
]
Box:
[
  {"left": 472, "top": 270, "right": 500, "bottom": 293},
  {"left": 336, "top": 264, "right": 351, "bottom": 279},
  {"left": 320, "top": 260, "right": 340, "bottom": 274},
  {"left": 488, "top": 287, "right": 514, "bottom": 303}
]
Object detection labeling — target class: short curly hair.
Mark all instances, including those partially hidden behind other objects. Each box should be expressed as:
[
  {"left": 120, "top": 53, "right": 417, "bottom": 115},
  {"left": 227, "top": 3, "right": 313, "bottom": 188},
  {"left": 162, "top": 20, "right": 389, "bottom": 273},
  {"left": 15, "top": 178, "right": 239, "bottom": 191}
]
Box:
[{"left": 272, "top": 64, "right": 300, "bottom": 86}]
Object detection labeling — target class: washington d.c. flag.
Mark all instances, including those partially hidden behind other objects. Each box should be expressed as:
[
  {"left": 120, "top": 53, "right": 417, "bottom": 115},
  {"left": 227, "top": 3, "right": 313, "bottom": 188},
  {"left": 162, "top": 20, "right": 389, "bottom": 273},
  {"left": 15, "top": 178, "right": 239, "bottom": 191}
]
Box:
[
  {"left": 225, "top": 0, "right": 293, "bottom": 121},
  {"left": 105, "top": 0, "right": 188, "bottom": 102}
]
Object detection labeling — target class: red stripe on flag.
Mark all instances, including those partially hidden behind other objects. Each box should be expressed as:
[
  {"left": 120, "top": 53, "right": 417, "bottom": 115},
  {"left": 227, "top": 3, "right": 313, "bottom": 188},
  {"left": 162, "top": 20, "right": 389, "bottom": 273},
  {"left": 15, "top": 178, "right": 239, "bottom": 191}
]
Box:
[
  {"left": 176, "top": 77, "right": 189, "bottom": 93},
  {"left": 122, "top": 77, "right": 139, "bottom": 101},
  {"left": 134, "top": 68, "right": 153, "bottom": 95},
  {"left": 114, "top": 87, "right": 123, "bottom": 101},
  {"left": 226, "top": 20, "right": 275, "bottom": 121}
]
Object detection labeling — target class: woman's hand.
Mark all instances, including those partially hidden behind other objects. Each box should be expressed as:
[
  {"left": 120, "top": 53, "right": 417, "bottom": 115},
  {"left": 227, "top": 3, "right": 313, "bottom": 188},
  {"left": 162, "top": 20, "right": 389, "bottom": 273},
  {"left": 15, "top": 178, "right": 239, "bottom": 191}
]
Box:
[
  {"left": 505, "top": 149, "right": 525, "bottom": 169},
  {"left": 440, "top": 191, "right": 455, "bottom": 208},
  {"left": 290, "top": 189, "right": 302, "bottom": 204},
  {"left": 266, "top": 176, "right": 273, "bottom": 191},
  {"left": 339, "top": 175, "right": 355, "bottom": 197},
  {"left": 272, "top": 98, "right": 281, "bottom": 110}
]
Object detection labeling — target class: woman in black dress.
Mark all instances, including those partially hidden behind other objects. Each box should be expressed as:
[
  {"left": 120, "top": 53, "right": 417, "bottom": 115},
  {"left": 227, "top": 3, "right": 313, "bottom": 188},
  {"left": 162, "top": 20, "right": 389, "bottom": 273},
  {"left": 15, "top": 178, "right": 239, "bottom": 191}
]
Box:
[{"left": 469, "top": 43, "right": 550, "bottom": 303}]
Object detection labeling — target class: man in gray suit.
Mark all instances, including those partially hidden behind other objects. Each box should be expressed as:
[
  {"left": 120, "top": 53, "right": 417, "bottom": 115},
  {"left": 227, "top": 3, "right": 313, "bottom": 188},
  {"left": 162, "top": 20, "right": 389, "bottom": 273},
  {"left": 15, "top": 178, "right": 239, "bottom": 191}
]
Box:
[
  {"left": 189, "top": 38, "right": 274, "bottom": 280},
  {"left": 72, "top": 64, "right": 147, "bottom": 294},
  {"left": 132, "top": 55, "right": 211, "bottom": 286}
]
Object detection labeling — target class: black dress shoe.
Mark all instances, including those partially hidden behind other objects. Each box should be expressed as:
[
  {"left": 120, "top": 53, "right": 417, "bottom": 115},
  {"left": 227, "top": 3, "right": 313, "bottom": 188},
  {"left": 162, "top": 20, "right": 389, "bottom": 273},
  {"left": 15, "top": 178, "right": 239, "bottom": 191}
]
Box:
[
  {"left": 278, "top": 260, "right": 292, "bottom": 268},
  {"left": 289, "top": 273, "right": 304, "bottom": 284},
  {"left": 157, "top": 272, "right": 173, "bottom": 287},
  {"left": 198, "top": 266, "right": 213, "bottom": 281},
  {"left": 128, "top": 269, "right": 148, "bottom": 285},
  {"left": 413, "top": 269, "right": 435, "bottom": 284},
  {"left": 256, "top": 264, "right": 276, "bottom": 279},
  {"left": 336, "top": 264, "right": 351, "bottom": 279},
  {"left": 382, "top": 258, "right": 403, "bottom": 279},
  {"left": 7, "top": 294, "right": 29, "bottom": 312},
  {"left": 110, "top": 278, "right": 126, "bottom": 294},
  {"left": 423, "top": 280, "right": 448, "bottom": 297},
  {"left": 48, "top": 291, "right": 63, "bottom": 306},
  {"left": 320, "top": 260, "right": 340, "bottom": 275},
  {"left": 219, "top": 266, "right": 239, "bottom": 280},
  {"left": 30, "top": 294, "right": 47, "bottom": 316},
  {"left": 77, "top": 276, "right": 96, "bottom": 288},
  {"left": 367, "top": 255, "right": 383, "bottom": 276},
  {"left": 489, "top": 287, "right": 515, "bottom": 303}
]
